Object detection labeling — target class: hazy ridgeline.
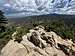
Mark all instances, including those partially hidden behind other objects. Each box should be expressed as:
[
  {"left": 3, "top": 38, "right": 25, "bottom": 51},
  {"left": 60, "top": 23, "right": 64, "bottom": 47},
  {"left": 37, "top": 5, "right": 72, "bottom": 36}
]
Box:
[{"left": 8, "top": 14, "right": 75, "bottom": 25}]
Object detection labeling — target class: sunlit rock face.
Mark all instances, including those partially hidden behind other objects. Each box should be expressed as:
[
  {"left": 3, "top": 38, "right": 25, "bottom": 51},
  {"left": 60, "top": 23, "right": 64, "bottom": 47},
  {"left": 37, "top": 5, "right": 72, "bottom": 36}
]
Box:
[
  {"left": 1, "top": 0, "right": 75, "bottom": 17},
  {"left": 1, "top": 26, "right": 75, "bottom": 56}
]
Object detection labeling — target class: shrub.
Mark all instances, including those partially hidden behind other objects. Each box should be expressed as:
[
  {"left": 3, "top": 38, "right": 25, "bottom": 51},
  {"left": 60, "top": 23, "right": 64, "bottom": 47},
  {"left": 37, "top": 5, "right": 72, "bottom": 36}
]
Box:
[{"left": 14, "top": 27, "right": 29, "bottom": 43}]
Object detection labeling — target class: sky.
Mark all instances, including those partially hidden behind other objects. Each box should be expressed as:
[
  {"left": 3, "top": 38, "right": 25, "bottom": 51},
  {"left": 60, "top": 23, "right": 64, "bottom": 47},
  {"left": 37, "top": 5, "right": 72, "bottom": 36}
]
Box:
[{"left": 0, "top": 0, "right": 75, "bottom": 18}]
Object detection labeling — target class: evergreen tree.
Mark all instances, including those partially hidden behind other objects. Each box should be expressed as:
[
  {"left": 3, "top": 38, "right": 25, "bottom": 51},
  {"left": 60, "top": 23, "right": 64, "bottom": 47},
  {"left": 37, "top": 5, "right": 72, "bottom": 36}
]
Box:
[{"left": 0, "top": 10, "right": 7, "bottom": 32}]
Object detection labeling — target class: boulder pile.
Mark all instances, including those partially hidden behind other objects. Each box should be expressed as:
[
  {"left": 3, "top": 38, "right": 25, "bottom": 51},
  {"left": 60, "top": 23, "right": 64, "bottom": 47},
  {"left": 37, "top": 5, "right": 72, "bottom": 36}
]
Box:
[{"left": 0, "top": 26, "right": 75, "bottom": 56}]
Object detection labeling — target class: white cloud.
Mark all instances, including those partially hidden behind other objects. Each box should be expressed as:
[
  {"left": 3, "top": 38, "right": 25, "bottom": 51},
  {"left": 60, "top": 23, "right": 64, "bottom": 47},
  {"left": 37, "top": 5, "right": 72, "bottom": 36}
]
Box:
[
  {"left": 1, "top": 0, "right": 75, "bottom": 17},
  {"left": 4, "top": 3, "right": 11, "bottom": 7}
]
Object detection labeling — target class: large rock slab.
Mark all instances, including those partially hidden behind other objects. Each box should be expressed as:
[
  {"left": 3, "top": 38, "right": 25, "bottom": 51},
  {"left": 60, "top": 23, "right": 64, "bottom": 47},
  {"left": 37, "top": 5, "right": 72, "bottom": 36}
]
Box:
[
  {"left": 1, "top": 26, "right": 75, "bottom": 56},
  {"left": 0, "top": 40, "right": 27, "bottom": 56}
]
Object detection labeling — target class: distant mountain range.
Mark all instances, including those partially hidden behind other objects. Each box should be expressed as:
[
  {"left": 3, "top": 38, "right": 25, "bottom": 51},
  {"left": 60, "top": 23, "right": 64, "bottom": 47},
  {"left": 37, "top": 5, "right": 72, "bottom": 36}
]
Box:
[
  {"left": 8, "top": 14, "right": 75, "bottom": 25},
  {"left": 0, "top": 0, "right": 75, "bottom": 17}
]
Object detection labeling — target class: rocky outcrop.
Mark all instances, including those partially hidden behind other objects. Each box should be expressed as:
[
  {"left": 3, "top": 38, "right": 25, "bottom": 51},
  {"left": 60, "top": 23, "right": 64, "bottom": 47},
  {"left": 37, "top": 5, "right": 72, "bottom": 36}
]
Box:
[{"left": 0, "top": 26, "right": 75, "bottom": 56}]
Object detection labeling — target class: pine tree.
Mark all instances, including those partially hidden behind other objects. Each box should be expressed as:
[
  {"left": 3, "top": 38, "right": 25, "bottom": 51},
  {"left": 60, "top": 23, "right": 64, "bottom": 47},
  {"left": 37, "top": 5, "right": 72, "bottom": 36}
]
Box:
[{"left": 0, "top": 10, "right": 8, "bottom": 32}]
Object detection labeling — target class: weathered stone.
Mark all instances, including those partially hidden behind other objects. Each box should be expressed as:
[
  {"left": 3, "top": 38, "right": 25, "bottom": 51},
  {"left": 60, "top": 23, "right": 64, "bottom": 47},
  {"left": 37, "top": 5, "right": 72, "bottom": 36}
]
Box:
[
  {"left": 1, "top": 26, "right": 75, "bottom": 56},
  {"left": 0, "top": 40, "right": 27, "bottom": 56}
]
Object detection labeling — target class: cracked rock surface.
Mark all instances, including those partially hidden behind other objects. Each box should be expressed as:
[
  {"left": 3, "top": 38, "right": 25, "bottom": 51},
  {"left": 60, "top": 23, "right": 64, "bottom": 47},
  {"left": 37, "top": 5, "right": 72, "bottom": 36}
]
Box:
[{"left": 0, "top": 26, "right": 75, "bottom": 56}]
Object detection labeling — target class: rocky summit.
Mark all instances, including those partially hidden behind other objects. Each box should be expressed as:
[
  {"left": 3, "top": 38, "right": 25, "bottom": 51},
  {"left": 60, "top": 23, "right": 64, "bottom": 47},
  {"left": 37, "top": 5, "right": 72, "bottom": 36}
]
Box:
[{"left": 0, "top": 26, "right": 75, "bottom": 56}]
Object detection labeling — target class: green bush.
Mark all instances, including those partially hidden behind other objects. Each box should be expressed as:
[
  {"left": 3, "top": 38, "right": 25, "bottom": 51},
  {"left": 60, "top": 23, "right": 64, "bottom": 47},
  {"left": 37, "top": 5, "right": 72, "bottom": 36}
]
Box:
[
  {"left": 0, "top": 26, "right": 16, "bottom": 53},
  {"left": 14, "top": 27, "right": 29, "bottom": 43}
]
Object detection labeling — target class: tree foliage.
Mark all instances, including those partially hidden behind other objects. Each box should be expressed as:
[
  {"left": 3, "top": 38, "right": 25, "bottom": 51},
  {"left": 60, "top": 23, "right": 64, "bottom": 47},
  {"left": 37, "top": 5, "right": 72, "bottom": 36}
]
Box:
[{"left": 0, "top": 10, "right": 7, "bottom": 32}]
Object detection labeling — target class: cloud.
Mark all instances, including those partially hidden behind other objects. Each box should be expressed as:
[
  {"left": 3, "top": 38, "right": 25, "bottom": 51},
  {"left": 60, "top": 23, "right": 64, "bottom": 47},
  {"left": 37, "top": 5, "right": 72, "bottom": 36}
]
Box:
[
  {"left": 0, "top": 0, "right": 75, "bottom": 18},
  {"left": 3, "top": 3, "right": 11, "bottom": 7}
]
